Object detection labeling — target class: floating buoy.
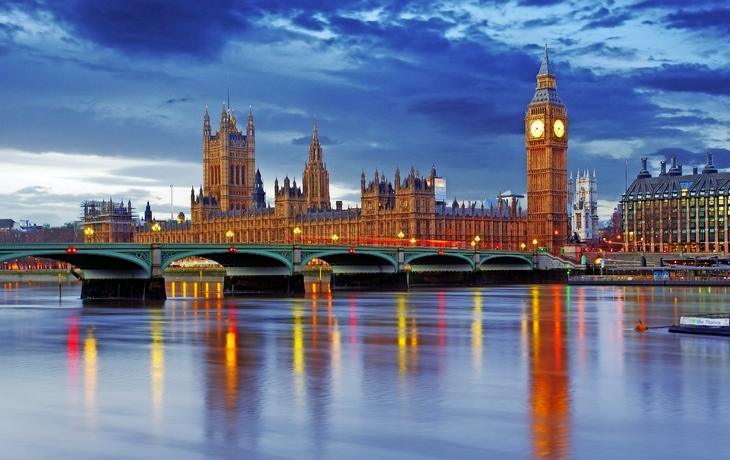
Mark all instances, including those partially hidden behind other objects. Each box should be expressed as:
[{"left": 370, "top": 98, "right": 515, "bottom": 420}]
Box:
[{"left": 635, "top": 320, "right": 648, "bottom": 331}]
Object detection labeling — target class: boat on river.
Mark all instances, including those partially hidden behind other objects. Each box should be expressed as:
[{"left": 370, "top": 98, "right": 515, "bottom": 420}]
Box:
[{"left": 668, "top": 314, "right": 730, "bottom": 336}]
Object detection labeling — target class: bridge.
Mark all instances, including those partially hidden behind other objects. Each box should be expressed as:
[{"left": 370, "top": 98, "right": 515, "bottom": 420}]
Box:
[{"left": 0, "top": 243, "right": 572, "bottom": 298}]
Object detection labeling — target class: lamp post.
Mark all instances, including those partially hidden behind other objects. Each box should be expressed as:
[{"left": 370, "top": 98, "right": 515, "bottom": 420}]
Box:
[
  {"left": 521, "top": 242, "right": 526, "bottom": 251},
  {"left": 410, "top": 237, "right": 416, "bottom": 246},
  {"left": 151, "top": 221, "right": 161, "bottom": 243},
  {"left": 332, "top": 234, "right": 339, "bottom": 245},
  {"left": 293, "top": 227, "right": 301, "bottom": 244},
  {"left": 226, "top": 230, "right": 234, "bottom": 243},
  {"left": 532, "top": 238, "right": 538, "bottom": 254},
  {"left": 84, "top": 226, "right": 94, "bottom": 243},
  {"left": 398, "top": 231, "right": 405, "bottom": 247},
  {"left": 474, "top": 235, "right": 480, "bottom": 251}
]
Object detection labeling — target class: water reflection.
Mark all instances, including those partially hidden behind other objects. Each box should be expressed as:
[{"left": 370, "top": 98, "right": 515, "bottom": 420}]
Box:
[
  {"left": 529, "top": 286, "right": 571, "bottom": 459},
  {"left": 84, "top": 326, "right": 97, "bottom": 424},
  {"left": 202, "top": 305, "right": 262, "bottom": 449},
  {"left": 471, "top": 290, "right": 482, "bottom": 372},
  {"left": 150, "top": 310, "right": 164, "bottom": 422},
  {"left": 67, "top": 315, "right": 79, "bottom": 390},
  {"left": 6, "top": 284, "right": 730, "bottom": 458}
]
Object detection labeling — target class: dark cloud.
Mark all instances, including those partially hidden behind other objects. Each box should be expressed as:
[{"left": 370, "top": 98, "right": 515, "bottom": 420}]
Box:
[
  {"left": 518, "top": 0, "right": 565, "bottom": 6},
  {"left": 581, "top": 7, "right": 633, "bottom": 30},
  {"left": 568, "top": 42, "right": 637, "bottom": 59},
  {"left": 523, "top": 16, "right": 564, "bottom": 28},
  {"left": 634, "top": 64, "right": 730, "bottom": 96},
  {"left": 633, "top": 0, "right": 727, "bottom": 9},
  {"left": 164, "top": 96, "right": 193, "bottom": 105},
  {"left": 291, "top": 12, "right": 327, "bottom": 32},
  {"left": 665, "top": 8, "right": 730, "bottom": 34},
  {"left": 409, "top": 97, "right": 522, "bottom": 135},
  {"left": 9, "top": 0, "right": 251, "bottom": 59}
]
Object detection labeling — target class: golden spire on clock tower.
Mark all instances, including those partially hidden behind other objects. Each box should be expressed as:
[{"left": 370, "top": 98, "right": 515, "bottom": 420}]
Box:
[{"left": 525, "top": 44, "right": 568, "bottom": 253}]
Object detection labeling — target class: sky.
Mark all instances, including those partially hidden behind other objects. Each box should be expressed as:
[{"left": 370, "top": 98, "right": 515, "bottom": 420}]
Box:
[{"left": 0, "top": 0, "right": 728, "bottom": 226}]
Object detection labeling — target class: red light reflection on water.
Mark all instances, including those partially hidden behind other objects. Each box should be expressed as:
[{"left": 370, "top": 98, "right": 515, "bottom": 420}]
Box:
[{"left": 67, "top": 316, "right": 79, "bottom": 388}]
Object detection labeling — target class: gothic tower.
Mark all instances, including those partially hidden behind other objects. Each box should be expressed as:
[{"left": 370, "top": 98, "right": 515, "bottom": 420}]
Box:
[
  {"left": 302, "top": 117, "right": 331, "bottom": 210},
  {"left": 526, "top": 44, "right": 568, "bottom": 252},
  {"left": 202, "top": 104, "right": 256, "bottom": 212}
]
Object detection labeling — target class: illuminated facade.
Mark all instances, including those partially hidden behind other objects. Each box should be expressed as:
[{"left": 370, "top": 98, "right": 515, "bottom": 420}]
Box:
[
  {"left": 622, "top": 153, "right": 730, "bottom": 252},
  {"left": 526, "top": 44, "right": 568, "bottom": 252},
  {"left": 131, "top": 109, "right": 529, "bottom": 249},
  {"left": 85, "top": 48, "right": 578, "bottom": 252}
]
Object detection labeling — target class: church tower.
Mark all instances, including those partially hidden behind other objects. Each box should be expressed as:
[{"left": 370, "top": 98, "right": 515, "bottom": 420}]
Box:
[
  {"left": 202, "top": 104, "right": 256, "bottom": 212},
  {"left": 301, "top": 117, "right": 331, "bottom": 210},
  {"left": 526, "top": 44, "right": 568, "bottom": 252}
]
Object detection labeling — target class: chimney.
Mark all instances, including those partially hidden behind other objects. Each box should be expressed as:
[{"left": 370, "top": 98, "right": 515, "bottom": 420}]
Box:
[{"left": 660, "top": 161, "right": 666, "bottom": 175}]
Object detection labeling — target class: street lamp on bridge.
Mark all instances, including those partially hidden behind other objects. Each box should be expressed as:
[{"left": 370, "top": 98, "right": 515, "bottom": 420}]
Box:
[
  {"left": 532, "top": 238, "right": 538, "bottom": 254},
  {"left": 226, "top": 230, "right": 234, "bottom": 243},
  {"left": 293, "top": 227, "right": 301, "bottom": 244},
  {"left": 398, "top": 231, "right": 405, "bottom": 247},
  {"left": 332, "top": 234, "right": 339, "bottom": 245},
  {"left": 151, "top": 221, "right": 161, "bottom": 243},
  {"left": 410, "top": 237, "right": 416, "bottom": 246},
  {"left": 84, "top": 226, "right": 94, "bottom": 243}
]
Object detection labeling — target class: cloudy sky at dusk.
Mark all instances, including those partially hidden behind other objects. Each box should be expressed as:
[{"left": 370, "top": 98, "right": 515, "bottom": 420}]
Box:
[{"left": 0, "top": 0, "right": 728, "bottom": 226}]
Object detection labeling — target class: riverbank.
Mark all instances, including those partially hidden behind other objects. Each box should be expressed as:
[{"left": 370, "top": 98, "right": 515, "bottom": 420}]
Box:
[{"left": 0, "top": 270, "right": 77, "bottom": 283}]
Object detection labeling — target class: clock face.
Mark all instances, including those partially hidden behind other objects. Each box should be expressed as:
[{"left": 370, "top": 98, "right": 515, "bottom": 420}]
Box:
[
  {"left": 530, "top": 119, "right": 544, "bottom": 138},
  {"left": 554, "top": 119, "right": 565, "bottom": 138}
]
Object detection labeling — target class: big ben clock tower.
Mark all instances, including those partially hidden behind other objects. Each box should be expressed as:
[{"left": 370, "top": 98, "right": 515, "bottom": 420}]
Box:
[{"left": 526, "top": 44, "right": 568, "bottom": 253}]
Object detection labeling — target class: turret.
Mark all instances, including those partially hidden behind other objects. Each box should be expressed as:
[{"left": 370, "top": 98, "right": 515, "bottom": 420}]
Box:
[
  {"left": 220, "top": 102, "right": 228, "bottom": 130},
  {"left": 203, "top": 106, "right": 211, "bottom": 138}
]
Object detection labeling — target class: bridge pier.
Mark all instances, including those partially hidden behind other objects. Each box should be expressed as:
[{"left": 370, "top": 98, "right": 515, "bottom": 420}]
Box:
[
  {"left": 151, "top": 244, "right": 163, "bottom": 277},
  {"left": 224, "top": 274, "right": 305, "bottom": 294},
  {"left": 330, "top": 272, "right": 409, "bottom": 291},
  {"left": 81, "top": 277, "right": 167, "bottom": 300}
]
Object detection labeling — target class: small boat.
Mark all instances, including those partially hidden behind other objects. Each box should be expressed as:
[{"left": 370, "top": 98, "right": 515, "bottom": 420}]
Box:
[{"left": 668, "top": 314, "right": 730, "bottom": 336}]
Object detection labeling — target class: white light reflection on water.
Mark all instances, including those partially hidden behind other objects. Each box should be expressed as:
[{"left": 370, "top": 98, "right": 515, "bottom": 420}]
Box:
[{"left": 0, "top": 282, "right": 729, "bottom": 459}]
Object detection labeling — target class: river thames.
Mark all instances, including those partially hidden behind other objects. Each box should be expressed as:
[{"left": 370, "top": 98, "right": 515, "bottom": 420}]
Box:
[{"left": 1, "top": 280, "right": 729, "bottom": 459}]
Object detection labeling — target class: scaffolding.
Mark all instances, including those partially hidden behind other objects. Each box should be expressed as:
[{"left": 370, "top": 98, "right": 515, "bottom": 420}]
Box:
[{"left": 80, "top": 199, "right": 138, "bottom": 242}]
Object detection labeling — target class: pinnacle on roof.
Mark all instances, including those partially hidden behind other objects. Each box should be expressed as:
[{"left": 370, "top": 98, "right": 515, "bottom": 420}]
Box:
[
  {"left": 538, "top": 43, "right": 554, "bottom": 76},
  {"left": 312, "top": 115, "right": 318, "bottom": 141}
]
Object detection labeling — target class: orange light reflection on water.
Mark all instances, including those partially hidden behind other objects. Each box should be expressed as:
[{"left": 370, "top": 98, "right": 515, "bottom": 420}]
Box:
[{"left": 529, "top": 286, "right": 570, "bottom": 459}]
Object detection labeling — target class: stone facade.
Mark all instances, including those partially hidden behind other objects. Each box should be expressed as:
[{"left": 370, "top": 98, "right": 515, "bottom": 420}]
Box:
[
  {"left": 526, "top": 45, "right": 568, "bottom": 252},
  {"left": 568, "top": 170, "right": 598, "bottom": 242}
]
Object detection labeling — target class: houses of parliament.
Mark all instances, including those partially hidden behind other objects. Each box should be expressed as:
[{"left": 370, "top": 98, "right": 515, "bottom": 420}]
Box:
[{"left": 84, "top": 47, "right": 569, "bottom": 252}]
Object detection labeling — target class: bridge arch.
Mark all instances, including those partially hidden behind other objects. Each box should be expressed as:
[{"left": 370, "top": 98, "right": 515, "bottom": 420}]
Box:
[
  {"left": 163, "top": 248, "right": 294, "bottom": 275},
  {"left": 301, "top": 249, "right": 398, "bottom": 274},
  {"left": 479, "top": 254, "right": 533, "bottom": 271},
  {"left": 0, "top": 247, "right": 152, "bottom": 279},
  {"left": 404, "top": 252, "right": 475, "bottom": 272}
]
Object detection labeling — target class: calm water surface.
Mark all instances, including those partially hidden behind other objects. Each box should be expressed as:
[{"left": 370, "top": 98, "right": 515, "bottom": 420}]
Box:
[{"left": 1, "top": 281, "right": 729, "bottom": 459}]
